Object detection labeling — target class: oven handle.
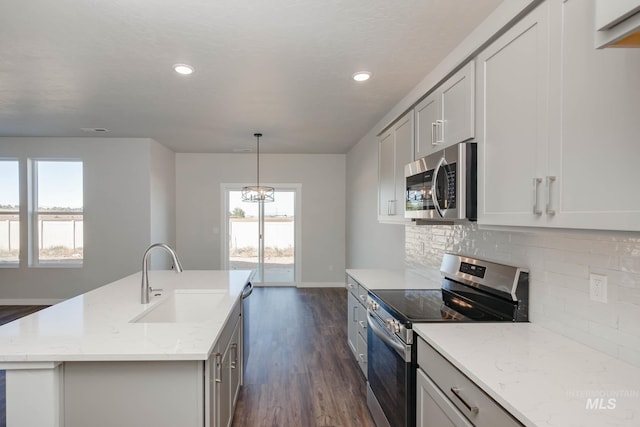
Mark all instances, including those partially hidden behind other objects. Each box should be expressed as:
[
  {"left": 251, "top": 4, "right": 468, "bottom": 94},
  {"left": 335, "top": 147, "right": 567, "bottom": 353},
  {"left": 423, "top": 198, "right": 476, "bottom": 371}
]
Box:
[{"left": 367, "top": 311, "right": 407, "bottom": 360}]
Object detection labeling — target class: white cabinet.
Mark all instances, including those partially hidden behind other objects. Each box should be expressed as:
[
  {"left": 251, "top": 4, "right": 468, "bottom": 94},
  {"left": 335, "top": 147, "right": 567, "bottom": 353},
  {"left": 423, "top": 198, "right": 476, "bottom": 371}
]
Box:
[
  {"left": 210, "top": 303, "right": 242, "bottom": 427},
  {"left": 415, "top": 61, "right": 475, "bottom": 160},
  {"left": 347, "top": 289, "right": 359, "bottom": 355},
  {"left": 478, "top": 0, "right": 640, "bottom": 231},
  {"left": 63, "top": 300, "right": 243, "bottom": 427},
  {"left": 549, "top": 0, "right": 640, "bottom": 231},
  {"left": 416, "top": 337, "right": 521, "bottom": 427},
  {"left": 476, "top": 1, "right": 552, "bottom": 227},
  {"left": 346, "top": 275, "right": 368, "bottom": 378},
  {"left": 378, "top": 110, "right": 413, "bottom": 222}
]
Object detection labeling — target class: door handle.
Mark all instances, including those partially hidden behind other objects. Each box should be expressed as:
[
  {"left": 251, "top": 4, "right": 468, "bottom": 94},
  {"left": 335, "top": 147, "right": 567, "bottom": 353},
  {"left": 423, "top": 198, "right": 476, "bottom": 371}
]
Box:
[
  {"left": 451, "top": 387, "right": 479, "bottom": 415},
  {"left": 435, "top": 119, "right": 444, "bottom": 144},
  {"left": 431, "top": 122, "right": 438, "bottom": 146},
  {"left": 532, "top": 178, "right": 542, "bottom": 215},
  {"left": 231, "top": 343, "right": 238, "bottom": 369},
  {"left": 546, "top": 176, "right": 556, "bottom": 215},
  {"left": 214, "top": 353, "right": 222, "bottom": 383}
]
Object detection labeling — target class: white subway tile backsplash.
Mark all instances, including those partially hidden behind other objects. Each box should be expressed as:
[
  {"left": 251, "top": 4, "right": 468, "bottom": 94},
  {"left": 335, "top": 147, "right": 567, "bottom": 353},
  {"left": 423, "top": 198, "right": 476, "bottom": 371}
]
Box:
[{"left": 405, "top": 223, "right": 640, "bottom": 368}]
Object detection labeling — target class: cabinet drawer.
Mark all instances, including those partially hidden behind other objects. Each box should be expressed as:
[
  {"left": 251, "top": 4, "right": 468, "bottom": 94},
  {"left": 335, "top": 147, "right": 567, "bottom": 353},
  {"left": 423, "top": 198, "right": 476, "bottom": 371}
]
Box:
[{"left": 417, "top": 338, "right": 522, "bottom": 427}]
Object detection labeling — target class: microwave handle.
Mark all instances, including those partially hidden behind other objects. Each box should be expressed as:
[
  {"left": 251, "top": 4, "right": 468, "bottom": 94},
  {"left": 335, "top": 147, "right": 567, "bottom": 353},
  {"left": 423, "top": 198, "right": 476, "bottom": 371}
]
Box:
[{"left": 431, "top": 156, "right": 447, "bottom": 218}]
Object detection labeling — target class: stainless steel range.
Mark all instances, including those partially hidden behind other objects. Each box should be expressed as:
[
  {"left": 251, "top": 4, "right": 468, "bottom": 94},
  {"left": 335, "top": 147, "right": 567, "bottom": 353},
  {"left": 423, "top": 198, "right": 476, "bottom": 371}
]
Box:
[{"left": 366, "top": 253, "right": 529, "bottom": 427}]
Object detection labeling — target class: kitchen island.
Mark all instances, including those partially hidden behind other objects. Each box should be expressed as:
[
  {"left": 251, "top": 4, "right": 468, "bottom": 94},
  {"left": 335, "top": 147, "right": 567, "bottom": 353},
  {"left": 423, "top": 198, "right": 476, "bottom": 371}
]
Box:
[{"left": 0, "top": 269, "right": 253, "bottom": 427}]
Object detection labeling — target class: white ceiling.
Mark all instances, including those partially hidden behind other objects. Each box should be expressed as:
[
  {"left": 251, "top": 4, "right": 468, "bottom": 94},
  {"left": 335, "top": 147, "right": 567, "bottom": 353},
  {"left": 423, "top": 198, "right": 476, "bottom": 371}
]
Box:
[{"left": 0, "top": 0, "right": 502, "bottom": 154}]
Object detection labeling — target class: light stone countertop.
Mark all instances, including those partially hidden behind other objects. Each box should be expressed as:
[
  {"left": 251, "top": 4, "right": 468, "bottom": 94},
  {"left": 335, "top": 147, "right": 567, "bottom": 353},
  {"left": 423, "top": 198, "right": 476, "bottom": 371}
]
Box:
[
  {"left": 0, "top": 270, "right": 253, "bottom": 362},
  {"left": 346, "top": 267, "right": 442, "bottom": 290},
  {"left": 414, "top": 322, "right": 640, "bottom": 427}
]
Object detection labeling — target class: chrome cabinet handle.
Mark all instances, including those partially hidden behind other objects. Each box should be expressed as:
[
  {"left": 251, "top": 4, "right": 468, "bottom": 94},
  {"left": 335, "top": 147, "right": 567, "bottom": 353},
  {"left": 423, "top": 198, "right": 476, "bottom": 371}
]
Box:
[
  {"left": 436, "top": 119, "right": 444, "bottom": 144},
  {"left": 215, "top": 353, "right": 222, "bottom": 383},
  {"left": 431, "top": 122, "right": 438, "bottom": 146},
  {"left": 532, "top": 178, "right": 543, "bottom": 215},
  {"left": 387, "top": 200, "right": 392, "bottom": 215},
  {"left": 358, "top": 354, "right": 366, "bottom": 363},
  {"left": 546, "top": 176, "right": 556, "bottom": 215},
  {"left": 352, "top": 306, "right": 357, "bottom": 321},
  {"left": 359, "top": 294, "right": 366, "bottom": 303},
  {"left": 230, "top": 343, "right": 238, "bottom": 369},
  {"left": 358, "top": 320, "right": 367, "bottom": 329},
  {"left": 451, "top": 387, "right": 479, "bottom": 415}
]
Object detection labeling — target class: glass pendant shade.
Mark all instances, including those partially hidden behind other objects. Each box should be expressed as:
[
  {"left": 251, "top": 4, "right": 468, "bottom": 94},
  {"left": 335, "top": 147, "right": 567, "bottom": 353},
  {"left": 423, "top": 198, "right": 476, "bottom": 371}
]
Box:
[{"left": 242, "top": 133, "right": 274, "bottom": 203}]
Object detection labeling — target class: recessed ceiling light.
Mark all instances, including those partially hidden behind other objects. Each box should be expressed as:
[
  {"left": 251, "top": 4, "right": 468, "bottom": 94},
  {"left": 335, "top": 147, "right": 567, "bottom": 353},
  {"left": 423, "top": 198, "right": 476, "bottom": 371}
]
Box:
[
  {"left": 173, "top": 64, "right": 194, "bottom": 75},
  {"left": 352, "top": 71, "right": 372, "bottom": 82}
]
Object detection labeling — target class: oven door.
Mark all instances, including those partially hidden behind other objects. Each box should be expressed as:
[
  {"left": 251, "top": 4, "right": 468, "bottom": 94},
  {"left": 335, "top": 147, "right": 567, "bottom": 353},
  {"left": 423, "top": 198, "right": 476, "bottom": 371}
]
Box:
[{"left": 367, "top": 311, "right": 414, "bottom": 427}]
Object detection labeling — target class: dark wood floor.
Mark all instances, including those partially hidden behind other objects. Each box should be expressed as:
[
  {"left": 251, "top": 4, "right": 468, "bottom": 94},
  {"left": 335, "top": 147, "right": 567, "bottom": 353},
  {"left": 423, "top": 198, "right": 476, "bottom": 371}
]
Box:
[
  {"left": 0, "top": 305, "right": 48, "bottom": 427},
  {"left": 232, "top": 287, "right": 375, "bottom": 427}
]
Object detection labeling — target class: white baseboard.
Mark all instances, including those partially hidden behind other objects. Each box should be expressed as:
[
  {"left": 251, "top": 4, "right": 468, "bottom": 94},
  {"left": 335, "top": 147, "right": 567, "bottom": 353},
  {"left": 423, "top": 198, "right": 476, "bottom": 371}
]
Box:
[
  {"left": 253, "top": 282, "right": 345, "bottom": 288},
  {"left": 296, "top": 282, "right": 345, "bottom": 288},
  {"left": 0, "top": 298, "right": 63, "bottom": 306}
]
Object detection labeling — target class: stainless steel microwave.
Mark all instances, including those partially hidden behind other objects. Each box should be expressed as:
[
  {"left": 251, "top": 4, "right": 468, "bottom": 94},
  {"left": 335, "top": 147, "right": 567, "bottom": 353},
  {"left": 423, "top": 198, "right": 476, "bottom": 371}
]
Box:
[{"left": 404, "top": 142, "right": 477, "bottom": 222}]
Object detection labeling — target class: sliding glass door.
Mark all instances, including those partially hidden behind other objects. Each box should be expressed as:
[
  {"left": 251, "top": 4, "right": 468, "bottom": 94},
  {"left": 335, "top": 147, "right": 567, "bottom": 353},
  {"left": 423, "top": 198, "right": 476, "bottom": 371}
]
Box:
[{"left": 223, "top": 185, "right": 299, "bottom": 284}]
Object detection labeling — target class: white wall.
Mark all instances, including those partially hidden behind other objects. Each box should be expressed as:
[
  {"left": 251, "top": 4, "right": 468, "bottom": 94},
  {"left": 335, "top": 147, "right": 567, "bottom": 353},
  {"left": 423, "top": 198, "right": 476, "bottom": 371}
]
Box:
[
  {"left": 176, "top": 153, "right": 345, "bottom": 286},
  {"left": 345, "top": 130, "right": 404, "bottom": 269},
  {"left": 150, "top": 141, "right": 177, "bottom": 269},
  {"left": 0, "top": 137, "right": 175, "bottom": 302}
]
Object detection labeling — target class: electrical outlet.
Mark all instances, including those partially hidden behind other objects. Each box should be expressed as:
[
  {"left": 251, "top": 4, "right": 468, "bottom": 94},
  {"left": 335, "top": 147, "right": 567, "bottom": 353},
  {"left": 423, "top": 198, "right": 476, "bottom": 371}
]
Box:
[{"left": 589, "top": 273, "right": 608, "bottom": 303}]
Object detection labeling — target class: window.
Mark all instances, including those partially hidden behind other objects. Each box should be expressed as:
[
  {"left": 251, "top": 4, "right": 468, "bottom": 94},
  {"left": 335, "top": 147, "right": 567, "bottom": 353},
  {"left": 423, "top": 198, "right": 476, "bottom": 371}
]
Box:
[
  {"left": 33, "top": 160, "right": 83, "bottom": 265},
  {"left": 0, "top": 160, "right": 20, "bottom": 264}
]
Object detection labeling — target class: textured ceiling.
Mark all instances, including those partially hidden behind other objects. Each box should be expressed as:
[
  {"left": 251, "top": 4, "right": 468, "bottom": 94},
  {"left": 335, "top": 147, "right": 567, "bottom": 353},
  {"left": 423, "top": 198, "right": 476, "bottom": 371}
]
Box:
[{"left": 0, "top": 0, "right": 502, "bottom": 153}]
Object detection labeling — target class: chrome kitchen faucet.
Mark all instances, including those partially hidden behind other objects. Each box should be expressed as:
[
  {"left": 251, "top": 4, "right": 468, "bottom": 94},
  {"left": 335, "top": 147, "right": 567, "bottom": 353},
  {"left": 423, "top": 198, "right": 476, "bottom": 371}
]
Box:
[{"left": 140, "top": 243, "right": 184, "bottom": 304}]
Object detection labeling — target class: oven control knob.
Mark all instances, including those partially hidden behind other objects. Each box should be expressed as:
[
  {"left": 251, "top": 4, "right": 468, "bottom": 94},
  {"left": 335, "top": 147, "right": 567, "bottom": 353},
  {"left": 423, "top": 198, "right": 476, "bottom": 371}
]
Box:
[
  {"left": 369, "top": 301, "right": 379, "bottom": 311},
  {"left": 393, "top": 320, "right": 401, "bottom": 333}
]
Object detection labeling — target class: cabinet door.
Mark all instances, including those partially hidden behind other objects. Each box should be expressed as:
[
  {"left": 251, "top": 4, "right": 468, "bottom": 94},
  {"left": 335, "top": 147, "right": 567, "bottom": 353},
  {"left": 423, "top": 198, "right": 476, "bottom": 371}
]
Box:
[
  {"left": 378, "top": 110, "right": 413, "bottom": 222},
  {"left": 548, "top": 0, "right": 640, "bottom": 231},
  {"left": 394, "top": 111, "right": 414, "bottom": 219},
  {"left": 416, "top": 368, "right": 472, "bottom": 427},
  {"left": 347, "top": 291, "right": 359, "bottom": 357},
  {"left": 230, "top": 320, "right": 241, "bottom": 411},
  {"left": 356, "top": 332, "right": 368, "bottom": 378},
  {"left": 441, "top": 61, "right": 475, "bottom": 147},
  {"left": 476, "top": 1, "right": 551, "bottom": 227},
  {"left": 378, "top": 129, "right": 396, "bottom": 218},
  {"left": 415, "top": 92, "right": 441, "bottom": 159},
  {"left": 219, "top": 343, "right": 232, "bottom": 427}
]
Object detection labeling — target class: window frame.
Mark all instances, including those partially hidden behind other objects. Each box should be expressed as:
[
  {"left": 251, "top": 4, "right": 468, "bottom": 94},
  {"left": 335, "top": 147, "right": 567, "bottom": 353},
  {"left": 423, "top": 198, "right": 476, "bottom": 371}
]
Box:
[
  {"left": 0, "top": 158, "right": 21, "bottom": 267},
  {"left": 30, "top": 158, "right": 84, "bottom": 268}
]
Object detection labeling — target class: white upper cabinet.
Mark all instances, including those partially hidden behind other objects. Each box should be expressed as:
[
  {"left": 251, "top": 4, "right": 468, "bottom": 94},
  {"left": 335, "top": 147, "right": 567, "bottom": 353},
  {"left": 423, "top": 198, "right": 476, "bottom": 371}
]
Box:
[
  {"left": 378, "top": 110, "right": 414, "bottom": 222},
  {"left": 476, "top": 1, "right": 551, "bottom": 227},
  {"left": 478, "top": 0, "right": 640, "bottom": 231},
  {"left": 548, "top": 0, "right": 640, "bottom": 230},
  {"left": 414, "top": 62, "right": 475, "bottom": 160}
]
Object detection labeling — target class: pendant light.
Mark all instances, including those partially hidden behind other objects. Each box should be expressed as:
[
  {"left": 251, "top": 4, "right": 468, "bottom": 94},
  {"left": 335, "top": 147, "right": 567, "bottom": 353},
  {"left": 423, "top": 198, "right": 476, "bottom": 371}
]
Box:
[{"left": 242, "top": 133, "right": 274, "bottom": 203}]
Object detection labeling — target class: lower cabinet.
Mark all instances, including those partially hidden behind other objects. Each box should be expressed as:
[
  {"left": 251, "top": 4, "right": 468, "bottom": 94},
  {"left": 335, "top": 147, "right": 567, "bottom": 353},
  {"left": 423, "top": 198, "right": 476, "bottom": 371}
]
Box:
[
  {"left": 209, "top": 301, "right": 242, "bottom": 427},
  {"left": 416, "top": 337, "right": 522, "bottom": 427},
  {"left": 346, "top": 275, "right": 368, "bottom": 378},
  {"left": 64, "top": 300, "right": 243, "bottom": 427}
]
